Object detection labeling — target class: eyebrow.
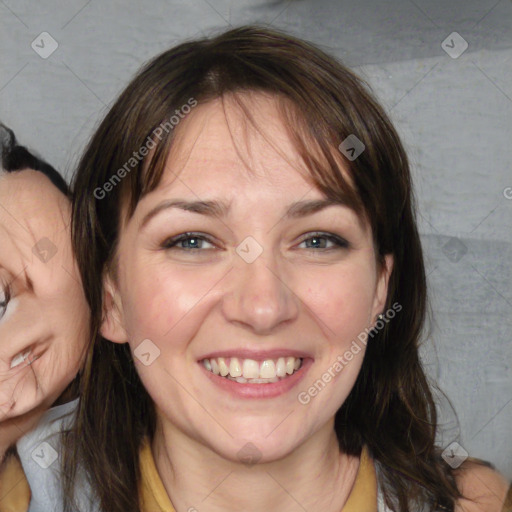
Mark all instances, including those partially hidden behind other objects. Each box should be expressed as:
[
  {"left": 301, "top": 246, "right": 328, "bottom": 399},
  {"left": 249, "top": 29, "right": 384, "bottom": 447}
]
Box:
[{"left": 140, "top": 198, "right": 353, "bottom": 229}]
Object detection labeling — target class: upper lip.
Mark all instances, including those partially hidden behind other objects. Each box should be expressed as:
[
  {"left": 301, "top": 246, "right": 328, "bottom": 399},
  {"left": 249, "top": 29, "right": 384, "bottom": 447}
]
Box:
[{"left": 198, "top": 349, "right": 313, "bottom": 361}]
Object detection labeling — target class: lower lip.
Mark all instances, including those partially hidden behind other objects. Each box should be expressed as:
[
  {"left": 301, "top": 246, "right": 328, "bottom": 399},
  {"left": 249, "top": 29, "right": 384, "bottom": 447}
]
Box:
[{"left": 199, "top": 358, "right": 313, "bottom": 399}]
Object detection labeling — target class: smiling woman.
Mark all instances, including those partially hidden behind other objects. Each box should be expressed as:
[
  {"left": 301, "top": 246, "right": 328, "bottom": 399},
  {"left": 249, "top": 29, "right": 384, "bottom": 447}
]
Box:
[{"left": 63, "top": 26, "right": 510, "bottom": 512}]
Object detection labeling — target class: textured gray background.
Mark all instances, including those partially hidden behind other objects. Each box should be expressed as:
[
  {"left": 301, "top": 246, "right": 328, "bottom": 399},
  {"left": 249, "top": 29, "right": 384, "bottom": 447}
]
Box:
[{"left": 1, "top": 0, "right": 511, "bottom": 479}]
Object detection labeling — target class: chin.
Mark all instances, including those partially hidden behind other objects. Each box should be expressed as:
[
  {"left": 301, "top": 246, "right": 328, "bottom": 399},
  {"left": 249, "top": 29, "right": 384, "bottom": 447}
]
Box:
[
  {"left": 221, "top": 429, "right": 301, "bottom": 464},
  {"left": 216, "top": 442, "right": 295, "bottom": 466}
]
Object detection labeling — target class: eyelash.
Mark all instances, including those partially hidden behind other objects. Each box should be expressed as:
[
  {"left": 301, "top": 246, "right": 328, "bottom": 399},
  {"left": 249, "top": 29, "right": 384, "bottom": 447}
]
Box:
[
  {"left": 161, "top": 232, "right": 349, "bottom": 252},
  {"left": 0, "top": 285, "right": 11, "bottom": 318}
]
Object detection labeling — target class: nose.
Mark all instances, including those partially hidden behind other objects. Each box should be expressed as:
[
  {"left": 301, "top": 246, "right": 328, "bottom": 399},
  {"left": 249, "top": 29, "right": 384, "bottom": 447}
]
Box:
[{"left": 221, "top": 250, "right": 300, "bottom": 335}]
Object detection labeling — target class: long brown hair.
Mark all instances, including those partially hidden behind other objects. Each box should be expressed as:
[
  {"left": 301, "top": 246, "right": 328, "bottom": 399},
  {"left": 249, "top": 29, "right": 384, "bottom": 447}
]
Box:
[{"left": 66, "top": 25, "right": 482, "bottom": 512}]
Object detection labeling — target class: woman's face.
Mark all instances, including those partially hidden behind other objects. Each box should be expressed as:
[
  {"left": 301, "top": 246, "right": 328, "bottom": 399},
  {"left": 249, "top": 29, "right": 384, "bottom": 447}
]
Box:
[
  {"left": 0, "top": 170, "right": 89, "bottom": 421},
  {"left": 103, "top": 93, "right": 392, "bottom": 463}
]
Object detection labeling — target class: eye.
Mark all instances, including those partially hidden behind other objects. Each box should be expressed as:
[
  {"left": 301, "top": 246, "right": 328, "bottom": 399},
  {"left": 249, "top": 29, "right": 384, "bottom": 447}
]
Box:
[
  {"left": 161, "top": 232, "right": 216, "bottom": 251},
  {"left": 297, "top": 232, "right": 349, "bottom": 251},
  {"left": 0, "top": 285, "right": 10, "bottom": 320},
  {"left": 159, "top": 231, "right": 349, "bottom": 255}
]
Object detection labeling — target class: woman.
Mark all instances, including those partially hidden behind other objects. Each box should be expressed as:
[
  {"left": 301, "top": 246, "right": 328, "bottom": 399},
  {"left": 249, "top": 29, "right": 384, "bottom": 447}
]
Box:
[
  {"left": 0, "top": 124, "right": 91, "bottom": 511},
  {"left": 65, "top": 26, "right": 510, "bottom": 512}
]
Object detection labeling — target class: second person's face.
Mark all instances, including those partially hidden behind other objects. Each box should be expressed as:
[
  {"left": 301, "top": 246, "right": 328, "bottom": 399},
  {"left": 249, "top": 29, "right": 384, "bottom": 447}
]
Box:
[
  {"left": 0, "top": 170, "right": 89, "bottom": 422},
  {"left": 102, "top": 92, "right": 392, "bottom": 464}
]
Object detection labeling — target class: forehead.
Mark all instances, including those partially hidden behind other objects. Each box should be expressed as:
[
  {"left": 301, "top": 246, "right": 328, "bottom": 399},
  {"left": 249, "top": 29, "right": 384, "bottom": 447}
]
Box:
[
  {"left": 159, "top": 93, "right": 322, "bottom": 193},
  {"left": 0, "top": 170, "right": 69, "bottom": 268}
]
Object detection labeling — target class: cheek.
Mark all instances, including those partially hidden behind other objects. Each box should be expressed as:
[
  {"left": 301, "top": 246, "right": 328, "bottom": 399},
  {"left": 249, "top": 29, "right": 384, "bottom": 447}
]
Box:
[
  {"left": 43, "top": 284, "right": 89, "bottom": 338},
  {"left": 300, "top": 263, "right": 377, "bottom": 341},
  {"left": 120, "top": 259, "right": 222, "bottom": 343}
]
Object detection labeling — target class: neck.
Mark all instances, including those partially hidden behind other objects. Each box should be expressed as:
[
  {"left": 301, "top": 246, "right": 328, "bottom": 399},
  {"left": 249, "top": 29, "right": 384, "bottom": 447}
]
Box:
[{"left": 152, "top": 418, "right": 361, "bottom": 512}]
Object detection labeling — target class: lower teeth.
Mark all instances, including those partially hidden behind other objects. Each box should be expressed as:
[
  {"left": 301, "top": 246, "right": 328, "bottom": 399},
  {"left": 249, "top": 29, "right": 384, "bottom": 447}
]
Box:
[{"left": 224, "top": 370, "right": 298, "bottom": 384}]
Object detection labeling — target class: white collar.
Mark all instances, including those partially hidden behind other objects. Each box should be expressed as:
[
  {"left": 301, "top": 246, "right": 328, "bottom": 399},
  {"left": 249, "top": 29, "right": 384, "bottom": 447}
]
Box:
[{"left": 16, "top": 398, "right": 98, "bottom": 512}]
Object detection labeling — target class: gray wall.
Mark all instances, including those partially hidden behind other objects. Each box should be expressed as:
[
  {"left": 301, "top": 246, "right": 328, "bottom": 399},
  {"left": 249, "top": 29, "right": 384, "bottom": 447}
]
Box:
[{"left": 1, "top": 0, "right": 511, "bottom": 479}]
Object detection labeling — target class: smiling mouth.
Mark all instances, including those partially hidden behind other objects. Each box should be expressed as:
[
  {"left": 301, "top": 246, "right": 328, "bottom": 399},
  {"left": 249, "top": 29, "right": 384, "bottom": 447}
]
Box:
[{"left": 201, "top": 356, "right": 303, "bottom": 383}]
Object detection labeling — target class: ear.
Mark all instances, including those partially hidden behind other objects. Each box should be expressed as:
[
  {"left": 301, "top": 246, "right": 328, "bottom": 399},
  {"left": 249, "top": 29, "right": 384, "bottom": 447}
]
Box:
[
  {"left": 100, "top": 272, "right": 128, "bottom": 344},
  {"left": 372, "top": 254, "right": 394, "bottom": 319}
]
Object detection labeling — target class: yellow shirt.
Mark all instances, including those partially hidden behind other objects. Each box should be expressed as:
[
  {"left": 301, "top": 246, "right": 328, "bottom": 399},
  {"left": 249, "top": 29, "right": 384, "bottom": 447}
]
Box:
[
  {"left": 139, "top": 437, "right": 378, "bottom": 512},
  {"left": 0, "top": 454, "right": 31, "bottom": 512}
]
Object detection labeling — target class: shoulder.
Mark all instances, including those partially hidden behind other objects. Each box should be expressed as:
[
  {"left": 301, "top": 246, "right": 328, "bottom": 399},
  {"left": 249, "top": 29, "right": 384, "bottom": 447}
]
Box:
[{"left": 453, "top": 458, "right": 511, "bottom": 512}]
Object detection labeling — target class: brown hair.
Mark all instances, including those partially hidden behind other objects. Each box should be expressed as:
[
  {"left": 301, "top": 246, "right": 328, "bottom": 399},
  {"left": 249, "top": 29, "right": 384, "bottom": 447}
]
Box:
[{"left": 66, "top": 25, "right": 484, "bottom": 512}]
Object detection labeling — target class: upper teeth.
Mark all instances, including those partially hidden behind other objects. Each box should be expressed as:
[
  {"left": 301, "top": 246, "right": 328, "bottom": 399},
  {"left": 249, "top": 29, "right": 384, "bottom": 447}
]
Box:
[
  {"left": 202, "top": 356, "right": 302, "bottom": 380},
  {"left": 10, "top": 350, "right": 31, "bottom": 369}
]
